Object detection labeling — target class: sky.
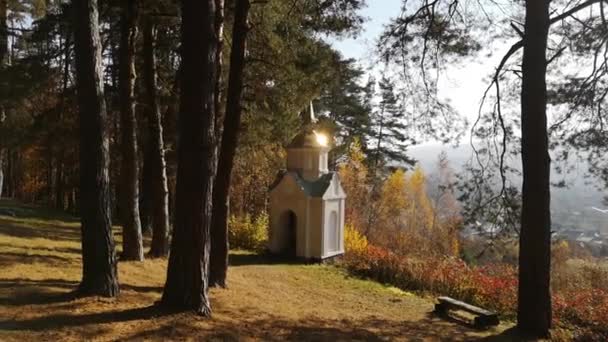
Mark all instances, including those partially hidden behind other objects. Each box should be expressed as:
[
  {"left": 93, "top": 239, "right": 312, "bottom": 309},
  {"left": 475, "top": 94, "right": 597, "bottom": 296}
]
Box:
[
  {"left": 327, "top": 2, "right": 608, "bottom": 214},
  {"left": 327, "top": 1, "right": 507, "bottom": 129}
]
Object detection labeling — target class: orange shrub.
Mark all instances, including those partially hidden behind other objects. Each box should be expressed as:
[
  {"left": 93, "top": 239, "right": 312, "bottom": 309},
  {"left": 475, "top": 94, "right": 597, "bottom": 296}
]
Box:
[{"left": 341, "top": 242, "right": 608, "bottom": 339}]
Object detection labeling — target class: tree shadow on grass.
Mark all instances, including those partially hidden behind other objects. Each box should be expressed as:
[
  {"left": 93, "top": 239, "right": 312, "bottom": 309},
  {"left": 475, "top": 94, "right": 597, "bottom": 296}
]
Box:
[
  {"left": 229, "top": 252, "right": 310, "bottom": 267},
  {"left": 0, "top": 305, "right": 168, "bottom": 332},
  {"left": 0, "top": 289, "right": 79, "bottom": 307},
  {"left": 122, "top": 310, "right": 510, "bottom": 341},
  {"left": 478, "top": 327, "right": 532, "bottom": 341},
  {"left": 0, "top": 251, "right": 76, "bottom": 269},
  {"left": 0, "top": 242, "right": 81, "bottom": 255},
  {"left": 0, "top": 199, "right": 78, "bottom": 223},
  {"left": 0, "top": 278, "right": 162, "bottom": 306},
  {"left": 0, "top": 283, "right": 513, "bottom": 341},
  {"left": 0, "top": 278, "right": 78, "bottom": 290},
  {"left": 121, "top": 284, "right": 163, "bottom": 294},
  {"left": 0, "top": 278, "right": 79, "bottom": 306},
  {"left": 0, "top": 308, "right": 510, "bottom": 341},
  {"left": 0, "top": 220, "right": 81, "bottom": 242}
]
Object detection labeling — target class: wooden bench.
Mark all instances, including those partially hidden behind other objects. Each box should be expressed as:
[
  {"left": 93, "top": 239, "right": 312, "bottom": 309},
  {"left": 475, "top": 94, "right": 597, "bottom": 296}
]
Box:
[{"left": 434, "top": 296, "right": 499, "bottom": 328}]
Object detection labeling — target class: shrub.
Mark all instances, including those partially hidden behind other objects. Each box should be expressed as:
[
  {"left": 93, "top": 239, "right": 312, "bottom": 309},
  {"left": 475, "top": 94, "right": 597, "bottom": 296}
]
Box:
[
  {"left": 344, "top": 224, "right": 368, "bottom": 256},
  {"left": 340, "top": 241, "right": 608, "bottom": 339},
  {"left": 228, "top": 213, "right": 268, "bottom": 251}
]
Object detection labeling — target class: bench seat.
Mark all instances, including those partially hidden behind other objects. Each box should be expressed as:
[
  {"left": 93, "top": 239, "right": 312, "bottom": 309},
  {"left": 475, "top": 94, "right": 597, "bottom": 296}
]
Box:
[{"left": 434, "top": 296, "right": 500, "bottom": 328}]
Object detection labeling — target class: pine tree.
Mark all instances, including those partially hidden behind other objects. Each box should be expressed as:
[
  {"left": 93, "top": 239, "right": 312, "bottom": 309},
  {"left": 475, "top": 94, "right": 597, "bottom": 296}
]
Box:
[
  {"left": 142, "top": 18, "right": 170, "bottom": 258},
  {"left": 118, "top": 0, "right": 144, "bottom": 261},
  {"left": 209, "top": 0, "right": 251, "bottom": 288},
  {"left": 161, "top": 0, "right": 222, "bottom": 315},
  {"left": 73, "top": 0, "right": 119, "bottom": 297},
  {"left": 0, "top": 0, "right": 7, "bottom": 198},
  {"left": 316, "top": 57, "right": 372, "bottom": 159},
  {"left": 517, "top": 0, "right": 552, "bottom": 336},
  {"left": 369, "top": 76, "right": 414, "bottom": 171}
]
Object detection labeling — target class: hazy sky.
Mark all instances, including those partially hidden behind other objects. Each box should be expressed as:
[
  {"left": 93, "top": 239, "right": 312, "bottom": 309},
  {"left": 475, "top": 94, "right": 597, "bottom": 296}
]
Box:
[{"left": 328, "top": 1, "right": 508, "bottom": 126}]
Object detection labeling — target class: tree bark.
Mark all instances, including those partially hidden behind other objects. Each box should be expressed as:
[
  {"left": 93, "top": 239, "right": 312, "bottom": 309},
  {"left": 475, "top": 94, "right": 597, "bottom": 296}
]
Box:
[
  {"left": 209, "top": 0, "right": 251, "bottom": 288},
  {"left": 55, "top": 32, "right": 71, "bottom": 211},
  {"left": 139, "top": 147, "right": 152, "bottom": 234},
  {"left": 517, "top": 0, "right": 552, "bottom": 337},
  {"left": 142, "top": 18, "right": 170, "bottom": 258},
  {"left": 118, "top": 0, "right": 144, "bottom": 261},
  {"left": 161, "top": 0, "right": 221, "bottom": 315},
  {"left": 0, "top": 0, "right": 7, "bottom": 199},
  {"left": 0, "top": 149, "right": 4, "bottom": 198},
  {"left": 213, "top": 0, "right": 225, "bottom": 135},
  {"left": 73, "top": 0, "right": 119, "bottom": 297}
]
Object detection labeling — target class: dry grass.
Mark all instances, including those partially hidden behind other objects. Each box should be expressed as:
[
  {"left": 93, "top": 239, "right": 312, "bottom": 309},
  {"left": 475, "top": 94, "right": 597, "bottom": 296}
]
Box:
[{"left": 0, "top": 200, "right": 513, "bottom": 341}]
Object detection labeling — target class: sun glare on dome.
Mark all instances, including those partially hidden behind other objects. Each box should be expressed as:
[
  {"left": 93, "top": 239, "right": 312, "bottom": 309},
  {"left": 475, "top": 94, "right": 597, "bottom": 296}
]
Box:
[{"left": 314, "top": 131, "right": 328, "bottom": 146}]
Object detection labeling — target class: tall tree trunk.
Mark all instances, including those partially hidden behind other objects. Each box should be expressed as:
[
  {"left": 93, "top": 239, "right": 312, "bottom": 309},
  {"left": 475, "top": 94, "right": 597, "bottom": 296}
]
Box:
[
  {"left": 0, "top": 148, "right": 4, "bottom": 198},
  {"left": 73, "top": 0, "right": 119, "bottom": 297},
  {"left": 118, "top": 0, "right": 144, "bottom": 261},
  {"left": 139, "top": 147, "right": 153, "bottom": 233},
  {"left": 142, "top": 18, "right": 170, "bottom": 258},
  {"left": 161, "top": 0, "right": 221, "bottom": 315},
  {"left": 55, "top": 160, "right": 64, "bottom": 209},
  {"left": 56, "top": 30, "right": 71, "bottom": 210},
  {"left": 517, "top": 0, "right": 552, "bottom": 337},
  {"left": 0, "top": 0, "right": 7, "bottom": 199},
  {"left": 213, "top": 0, "right": 224, "bottom": 134},
  {"left": 209, "top": 0, "right": 251, "bottom": 288}
]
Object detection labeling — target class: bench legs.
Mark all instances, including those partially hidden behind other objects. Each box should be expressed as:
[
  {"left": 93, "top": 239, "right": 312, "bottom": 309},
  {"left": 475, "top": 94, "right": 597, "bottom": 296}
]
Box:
[
  {"left": 434, "top": 303, "right": 500, "bottom": 328},
  {"left": 434, "top": 302, "right": 448, "bottom": 315},
  {"left": 474, "top": 314, "right": 500, "bottom": 328}
]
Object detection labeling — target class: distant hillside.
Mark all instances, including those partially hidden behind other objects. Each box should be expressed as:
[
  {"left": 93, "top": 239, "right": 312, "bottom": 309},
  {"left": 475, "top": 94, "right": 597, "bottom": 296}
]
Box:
[{"left": 408, "top": 143, "right": 608, "bottom": 233}]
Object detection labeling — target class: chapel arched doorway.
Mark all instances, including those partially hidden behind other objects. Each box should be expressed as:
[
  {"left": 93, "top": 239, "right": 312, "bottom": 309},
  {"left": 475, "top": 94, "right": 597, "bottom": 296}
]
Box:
[{"left": 280, "top": 210, "right": 297, "bottom": 256}]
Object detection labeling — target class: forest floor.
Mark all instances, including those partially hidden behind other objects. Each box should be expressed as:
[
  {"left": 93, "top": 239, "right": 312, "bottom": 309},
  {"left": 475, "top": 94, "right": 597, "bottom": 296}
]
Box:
[{"left": 0, "top": 199, "right": 515, "bottom": 341}]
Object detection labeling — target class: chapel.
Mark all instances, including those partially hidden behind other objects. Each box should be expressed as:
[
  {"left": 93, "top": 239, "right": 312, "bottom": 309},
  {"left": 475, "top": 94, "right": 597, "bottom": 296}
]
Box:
[{"left": 268, "top": 103, "right": 346, "bottom": 260}]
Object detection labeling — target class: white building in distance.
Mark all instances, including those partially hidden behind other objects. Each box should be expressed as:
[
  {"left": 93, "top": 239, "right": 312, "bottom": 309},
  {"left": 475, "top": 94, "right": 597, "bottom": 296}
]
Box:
[{"left": 268, "top": 104, "right": 346, "bottom": 260}]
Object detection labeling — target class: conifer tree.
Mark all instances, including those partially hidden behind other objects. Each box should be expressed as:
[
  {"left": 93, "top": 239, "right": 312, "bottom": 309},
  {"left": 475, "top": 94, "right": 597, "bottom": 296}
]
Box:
[
  {"left": 369, "top": 76, "right": 414, "bottom": 171},
  {"left": 118, "top": 0, "right": 144, "bottom": 261},
  {"left": 161, "top": 0, "right": 222, "bottom": 315},
  {"left": 73, "top": 0, "right": 119, "bottom": 297}
]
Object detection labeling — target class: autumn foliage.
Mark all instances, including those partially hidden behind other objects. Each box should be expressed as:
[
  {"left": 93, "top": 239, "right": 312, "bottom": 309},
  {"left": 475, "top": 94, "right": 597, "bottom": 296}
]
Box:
[
  {"left": 339, "top": 140, "right": 608, "bottom": 339},
  {"left": 343, "top": 238, "right": 608, "bottom": 338},
  {"left": 339, "top": 139, "right": 461, "bottom": 258}
]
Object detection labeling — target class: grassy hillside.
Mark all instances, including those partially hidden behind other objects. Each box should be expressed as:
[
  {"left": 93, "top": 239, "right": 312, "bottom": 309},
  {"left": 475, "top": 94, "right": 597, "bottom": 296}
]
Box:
[{"left": 0, "top": 199, "right": 511, "bottom": 341}]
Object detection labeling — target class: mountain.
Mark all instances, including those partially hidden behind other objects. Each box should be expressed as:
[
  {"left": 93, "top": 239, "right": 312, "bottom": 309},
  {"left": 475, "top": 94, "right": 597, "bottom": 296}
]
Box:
[{"left": 408, "top": 143, "right": 608, "bottom": 233}]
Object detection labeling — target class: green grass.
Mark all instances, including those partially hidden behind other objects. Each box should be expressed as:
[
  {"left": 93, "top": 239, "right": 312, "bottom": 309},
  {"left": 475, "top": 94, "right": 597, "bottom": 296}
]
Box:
[{"left": 0, "top": 199, "right": 512, "bottom": 341}]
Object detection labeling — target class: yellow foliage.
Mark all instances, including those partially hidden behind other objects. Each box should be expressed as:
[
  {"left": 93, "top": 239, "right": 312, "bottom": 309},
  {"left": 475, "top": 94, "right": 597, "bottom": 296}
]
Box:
[
  {"left": 381, "top": 169, "right": 408, "bottom": 210},
  {"left": 552, "top": 240, "right": 571, "bottom": 268},
  {"left": 405, "top": 166, "right": 434, "bottom": 231},
  {"left": 231, "top": 144, "right": 285, "bottom": 216},
  {"left": 345, "top": 224, "right": 368, "bottom": 255},
  {"left": 338, "top": 138, "right": 370, "bottom": 229},
  {"left": 376, "top": 169, "right": 408, "bottom": 239},
  {"left": 229, "top": 213, "right": 269, "bottom": 251}
]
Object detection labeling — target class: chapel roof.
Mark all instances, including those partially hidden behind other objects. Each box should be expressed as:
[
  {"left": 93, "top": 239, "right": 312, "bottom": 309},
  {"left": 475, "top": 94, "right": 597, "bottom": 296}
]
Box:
[
  {"left": 287, "top": 128, "right": 325, "bottom": 149},
  {"left": 287, "top": 101, "right": 328, "bottom": 149},
  {"left": 295, "top": 172, "right": 334, "bottom": 197},
  {"left": 269, "top": 171, "right": 335, "bottom": 198}
]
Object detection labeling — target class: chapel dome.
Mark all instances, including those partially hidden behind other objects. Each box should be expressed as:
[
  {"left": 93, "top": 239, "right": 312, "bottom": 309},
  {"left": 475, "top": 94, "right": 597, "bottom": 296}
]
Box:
[
  {"left": 287, "top": 102, "right": 329, "bottom": 149},
  {"left": 288, "top": 128, "right": 326, "bottom": 148}
]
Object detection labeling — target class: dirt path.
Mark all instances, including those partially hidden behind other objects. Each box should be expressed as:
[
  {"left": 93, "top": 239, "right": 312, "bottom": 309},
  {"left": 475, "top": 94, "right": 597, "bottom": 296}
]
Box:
[{"left": 0, "top": 200, "right": 512, "bottom": 341}]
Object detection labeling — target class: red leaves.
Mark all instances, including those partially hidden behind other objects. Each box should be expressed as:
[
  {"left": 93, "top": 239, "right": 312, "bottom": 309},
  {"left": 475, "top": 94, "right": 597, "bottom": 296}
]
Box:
[
  {"left": 342, "top": 243, "right": 608, "bottom": 337},
  {"left": 554, "top": 288, "right": 608, "bottom": 333}
]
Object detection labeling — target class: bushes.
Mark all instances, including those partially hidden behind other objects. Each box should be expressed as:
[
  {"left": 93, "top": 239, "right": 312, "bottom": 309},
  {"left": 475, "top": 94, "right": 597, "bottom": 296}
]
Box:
[
  {"left": 554, "top": 289, "right": 608, "bottom": 338},
  {"left": 342, "top": 244, "right": 516, "bottom": 313},
  {"left": 341, "top": 242, "right": 608, "bottom": 338},
  {"left": 228, "top": 213, "right": 268, "bottom": 251},
  {"left": 344, "top": 224, "right": 368, "bottom": 255}
]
